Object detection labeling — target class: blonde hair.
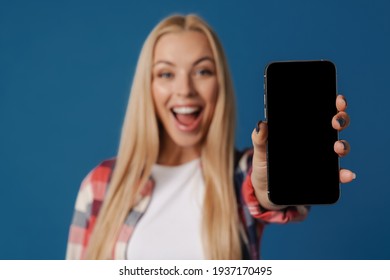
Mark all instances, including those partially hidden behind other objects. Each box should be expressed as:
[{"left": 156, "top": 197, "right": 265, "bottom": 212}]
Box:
[{"left": 85, "top": 14, "right": 241, "bottom": 259}]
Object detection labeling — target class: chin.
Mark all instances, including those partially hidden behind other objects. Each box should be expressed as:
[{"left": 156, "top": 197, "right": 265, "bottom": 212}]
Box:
[{"left": 172, "top": 135, "right": 203, "bottom": 150}]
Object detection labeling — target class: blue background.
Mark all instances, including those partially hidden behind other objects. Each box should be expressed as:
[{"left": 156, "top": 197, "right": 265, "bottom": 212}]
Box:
[{"left": 1, "top": 0, "right": 389, "bottom": 260}]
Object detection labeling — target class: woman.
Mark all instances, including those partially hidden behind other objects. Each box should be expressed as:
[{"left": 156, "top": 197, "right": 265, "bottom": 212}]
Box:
[{"left": 66, "top": 14, "right": 354, "bottom": 260}]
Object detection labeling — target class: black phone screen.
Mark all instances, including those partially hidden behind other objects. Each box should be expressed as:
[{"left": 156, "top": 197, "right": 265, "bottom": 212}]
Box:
[{"left": 264, "top": 60, "right": 340, "bottom": 205}]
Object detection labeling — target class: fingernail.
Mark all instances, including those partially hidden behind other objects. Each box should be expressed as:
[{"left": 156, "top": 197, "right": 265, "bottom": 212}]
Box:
[
  {"left": 255, "top": 121, "right": 262, "bottom": 134},
  {"left": 352, "top": 172, "right": 356, "bottom": 180},
  {"left": 340, "top": 141, "right": 347, "bottom": 150},
  {"left": 337, "top": 117, "right": 346, "bottom": 127},
  {"left": 342, "top": 96, "right": 348, "bottom": 107}
]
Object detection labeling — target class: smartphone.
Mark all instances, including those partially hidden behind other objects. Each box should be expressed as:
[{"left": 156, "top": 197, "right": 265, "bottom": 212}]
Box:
[{"left": 264, "top": 60, "right": 340, "bottom": 205}]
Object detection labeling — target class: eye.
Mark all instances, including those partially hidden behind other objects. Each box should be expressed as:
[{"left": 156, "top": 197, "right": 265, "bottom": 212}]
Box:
[
  {"left": 194, "top": 68, "right": 214, "bottom": 76},
  {"left": 158, "top": 72, "right": 174, "bottom": 79}
]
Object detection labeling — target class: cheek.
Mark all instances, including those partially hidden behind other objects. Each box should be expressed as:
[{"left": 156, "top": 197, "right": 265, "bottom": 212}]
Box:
[
  {"left": 152, "top": 82, "right": 171, "bottom": 112},
  {"left": 202, "top": 81, "right": 219, "bottom": 112}
]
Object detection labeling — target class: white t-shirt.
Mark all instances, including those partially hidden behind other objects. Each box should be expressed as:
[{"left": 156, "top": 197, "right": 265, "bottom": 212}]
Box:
[{"left": 126, "top": 158, "right": 205, "bottom": 259}]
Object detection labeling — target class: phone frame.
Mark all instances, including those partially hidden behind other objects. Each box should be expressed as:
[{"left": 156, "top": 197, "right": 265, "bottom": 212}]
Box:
[{"left": 263, "top": 59, "right": 340, "bottom": 205}]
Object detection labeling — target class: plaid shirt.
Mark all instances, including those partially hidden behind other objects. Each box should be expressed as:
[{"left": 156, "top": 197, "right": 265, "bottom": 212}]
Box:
[{"left": 66, "top": 149, "right": 308, "bottom": 260}]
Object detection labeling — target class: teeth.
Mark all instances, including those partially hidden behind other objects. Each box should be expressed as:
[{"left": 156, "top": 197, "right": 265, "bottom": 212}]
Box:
[{"left": 172, "top": 106, "right": 200, "bottom": 114}]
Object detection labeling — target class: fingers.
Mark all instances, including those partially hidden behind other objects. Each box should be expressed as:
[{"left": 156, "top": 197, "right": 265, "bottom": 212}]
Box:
[
  {"left": 335, "top": 95, "right": 355, "bottom": 184},
  {"left": 334, "top": 140, "right": 350, "bottom": 157},
  {"left": 333, "top": 94, "right": 350, "bottom": 131},
  {"left": 339, "top": 168, "right": 356, "bottom": 183},
  {"left": 332, "top": 111, "right": 350, "bottom": 131},
  {"left": 336, "top": 94, "right": 348, "bottom": 112},
  {"left": 251, "top": 121, "right": 268, "bottom": 162}
]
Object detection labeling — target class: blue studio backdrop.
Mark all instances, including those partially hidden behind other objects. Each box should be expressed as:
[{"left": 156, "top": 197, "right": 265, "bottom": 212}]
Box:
[{"left": 1, "top": 0, "right": 389, "bottom": 259}]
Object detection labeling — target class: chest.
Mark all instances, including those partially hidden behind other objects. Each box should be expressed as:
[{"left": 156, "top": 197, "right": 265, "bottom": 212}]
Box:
[{"left": 127, "top": 161, "right": 205, "bottom": 259}]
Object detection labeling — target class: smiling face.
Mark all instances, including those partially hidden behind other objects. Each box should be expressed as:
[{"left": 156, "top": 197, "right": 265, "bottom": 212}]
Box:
[{"left": 152, "top": 30, "right": 219, "bottom": 164}]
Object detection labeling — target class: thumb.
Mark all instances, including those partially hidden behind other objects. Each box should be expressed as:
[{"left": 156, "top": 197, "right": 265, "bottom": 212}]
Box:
[
  {"left": 251, "top": 121, "right": 287, "bottom": 209},
  {"left": 251, "top": 121, "right": 268, "bottom": 192},
  {"left": 251, "top": 121, "right": 268, "bottom": 163}
]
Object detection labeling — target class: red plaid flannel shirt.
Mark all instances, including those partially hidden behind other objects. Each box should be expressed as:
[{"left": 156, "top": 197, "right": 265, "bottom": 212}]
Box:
[{"left": 66, "top": 149, "right": 308, "bottom": 259}]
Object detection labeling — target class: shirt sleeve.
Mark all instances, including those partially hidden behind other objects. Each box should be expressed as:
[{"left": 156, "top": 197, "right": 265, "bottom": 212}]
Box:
[
  {"left": 237, "top": 148, "right": 309, "bottom": 224},
  {"left": 65, "top": 159, "right": 115, "bottom": 259},
  {"left": 65, "top": 171, "right": 94, "bottom": 259},
  {"left": 242, "top": 170, "right": 309, "bottom": 223}
]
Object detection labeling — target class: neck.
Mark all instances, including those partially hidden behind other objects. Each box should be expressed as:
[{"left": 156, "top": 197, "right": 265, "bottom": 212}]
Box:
[{"left": 157, "top": 135, "right": 201, "bottom": 166}]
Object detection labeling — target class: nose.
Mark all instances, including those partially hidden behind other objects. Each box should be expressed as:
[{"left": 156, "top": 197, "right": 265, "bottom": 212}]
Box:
[{"left": 174, "top": 72, "right": 195, "bottom": 97}]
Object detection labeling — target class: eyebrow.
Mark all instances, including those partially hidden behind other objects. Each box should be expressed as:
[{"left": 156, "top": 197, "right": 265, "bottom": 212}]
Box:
[{"left": 153, "top": 56, "right": 215, "bottom": 67}]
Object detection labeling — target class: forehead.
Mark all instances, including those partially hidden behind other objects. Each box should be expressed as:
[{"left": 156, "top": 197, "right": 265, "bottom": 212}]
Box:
[{"left": 153, "top": 30, "right": 214, "bottom": 62}]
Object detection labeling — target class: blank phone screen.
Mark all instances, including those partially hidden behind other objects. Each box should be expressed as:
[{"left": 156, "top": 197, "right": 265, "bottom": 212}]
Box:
[{"left": 265, "top": 60, "right": 340, "bottom": 205}]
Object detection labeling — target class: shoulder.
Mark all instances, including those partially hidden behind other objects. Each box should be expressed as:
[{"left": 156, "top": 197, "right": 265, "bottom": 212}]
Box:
[
  {"left": 74, "top": 158, "right": 116, "bottom": 213},
  {"left": 233, "top": 148, "right": 253, "bottom": 189},
  {"left": 83, "top": 158, "right": 116, "bottom": 188},
  {"left": 234, "top": 148, "right": 254, "bottom": 174},
  {"left": 66, "top": 158, "right": 116, "bottom": 259}
]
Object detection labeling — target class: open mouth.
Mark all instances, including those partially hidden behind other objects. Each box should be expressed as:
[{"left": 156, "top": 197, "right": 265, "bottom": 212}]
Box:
[{"left": 171, "top": 106, "right": 202, "bottom": 130}]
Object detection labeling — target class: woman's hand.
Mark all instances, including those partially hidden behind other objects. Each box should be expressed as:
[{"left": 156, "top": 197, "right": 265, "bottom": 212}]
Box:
[
  {"left": 332, "top": 95, "right": 356, "bottom": 183},
  {"left": 250, "top": 94, "right": 356, "bottom": 210}
]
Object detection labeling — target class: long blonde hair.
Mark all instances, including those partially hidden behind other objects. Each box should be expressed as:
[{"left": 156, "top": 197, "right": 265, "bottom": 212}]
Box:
[{"left": 85, "top": 14, "right": 241, "bottom": 259}]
